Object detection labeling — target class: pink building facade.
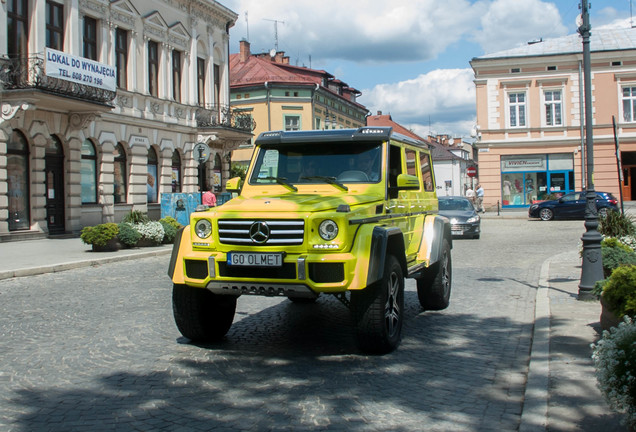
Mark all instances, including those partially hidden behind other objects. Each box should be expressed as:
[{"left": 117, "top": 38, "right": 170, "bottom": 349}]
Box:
[{"left": 471, "top": 27, "right": 636, "bottom": 210}]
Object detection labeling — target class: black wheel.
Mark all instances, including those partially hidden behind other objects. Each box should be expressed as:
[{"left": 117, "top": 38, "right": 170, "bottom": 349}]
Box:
[
  {"left": 172, "top": 284, "right": 236, "bottom": 342},
  {"left": 539, "top": 208, "right": 554, "bottom": 221},
  {"left": 417, "top": 239, "right": 452, "bottom": 310},
  {"left": 351, "top": 255, "right": 404, "bottom": 354},
  {"left": 287, "top": 295, "right": 318, "bottom": 304}
]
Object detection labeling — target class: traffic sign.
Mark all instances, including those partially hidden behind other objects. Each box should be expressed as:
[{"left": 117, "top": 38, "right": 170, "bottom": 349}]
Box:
[{"left": 467, "top": 166, "right": 477, "bottom": 178}]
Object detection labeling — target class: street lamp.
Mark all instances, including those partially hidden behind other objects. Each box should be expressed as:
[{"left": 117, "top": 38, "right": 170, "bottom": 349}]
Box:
[{"left": 578, "top": 0, "right": 604, "bottom": 300}]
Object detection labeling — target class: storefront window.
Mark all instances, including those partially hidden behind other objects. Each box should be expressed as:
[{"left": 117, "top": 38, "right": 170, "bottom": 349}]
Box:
[
  {"left": 113, "top": 143, "right": 127, "bottom": 204},
  {"left": 147, "top": 147, "right": 158, "bottom": 203},
  {"left": 501, "top": 154, "right": 573, "bottom": 207},
  {"left": 171, "top": 150, "right": 181, "bottom": 192},
  {"left": 8, "top": 130, "right": 30, "bottom": 231},
  {"left": 81, "top": 139, "right": 97, "bottom": 204}
]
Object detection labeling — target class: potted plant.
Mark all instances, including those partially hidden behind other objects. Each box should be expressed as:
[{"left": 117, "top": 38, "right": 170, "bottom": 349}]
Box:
[
  {"left": 134, "top": 221, "right": 165, "bottom": 247},
  {"left": 80, "top": 223, "right": 120, "bottom": 252}
]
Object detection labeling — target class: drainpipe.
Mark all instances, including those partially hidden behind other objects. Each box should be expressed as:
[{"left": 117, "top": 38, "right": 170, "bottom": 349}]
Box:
[
  {"left": 579, "top": 60, "right": 586, "bottom": 189},
  {"left": 264, "top": 81, "right": 271, "bottom": 130}
]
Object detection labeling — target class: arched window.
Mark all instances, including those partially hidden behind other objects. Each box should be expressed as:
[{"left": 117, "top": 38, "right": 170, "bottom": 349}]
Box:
[
  {"left": 8, "top": 130, "right": 30, "bottom": 231},
  {"left": 81, "top": 139, "right": 97, "bottom": 203},
  {"left": 113, "top": 143, "right": 127, "bottom": 203},
  {"left": 147, "top": 147, "right": 158, "bottom": 203},
  {"left": 213, "top": 153, "right": 222, "bottom": 192},
  {"left": 171, "top": 150, "right": 182, "bottom": 192}
]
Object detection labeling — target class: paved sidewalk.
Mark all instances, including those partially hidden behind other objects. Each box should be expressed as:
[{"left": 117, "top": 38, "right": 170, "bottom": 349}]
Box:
[{"left": 0, "top": 237, "right": 172, "bottom": 280}]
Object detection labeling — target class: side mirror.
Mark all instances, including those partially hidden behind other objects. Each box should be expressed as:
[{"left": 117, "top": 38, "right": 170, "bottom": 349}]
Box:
[
  {"left": 226, "top": 177, "right": 243, "bottom": 193},
  {"left": 396, "top": 173, "right": 420, "bottom": 190}
]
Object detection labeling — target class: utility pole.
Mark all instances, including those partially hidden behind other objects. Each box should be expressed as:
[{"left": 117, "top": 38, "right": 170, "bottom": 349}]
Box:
[{"left": 578, "top": 0, "right": 603, "bottom": 300}]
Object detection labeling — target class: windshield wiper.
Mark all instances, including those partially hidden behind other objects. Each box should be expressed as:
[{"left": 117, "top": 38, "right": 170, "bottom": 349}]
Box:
[
  {"left": 261, "top": 176, "right": 297, "bottom": 192},
  {"left": 301, "top": 176, "right": 348, "bottom": 191}
]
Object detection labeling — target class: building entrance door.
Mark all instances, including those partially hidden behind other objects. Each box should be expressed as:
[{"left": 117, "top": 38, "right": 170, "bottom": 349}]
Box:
[
  {"left": 45, "top": 139, "right": 65, "bottom": 235},
  {"left": 623, "top": 166, "right": 636, "bottom": 201}
]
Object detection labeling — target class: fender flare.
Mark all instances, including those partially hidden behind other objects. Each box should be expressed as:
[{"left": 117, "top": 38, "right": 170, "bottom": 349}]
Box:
[
  {"left": 428, "top": 215, "right": 453, "bottom": 265},
  {"left": 167, "top": 226, "right": 186, "bottom": 280},
  {"left": 367, "top": 226, "right": 407, "bottom": 287}
]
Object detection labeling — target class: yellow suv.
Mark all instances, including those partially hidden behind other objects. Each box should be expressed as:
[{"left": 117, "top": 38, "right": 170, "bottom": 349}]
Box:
[{"left": 168, "top": 127, "right": 452, "bottom": 353}]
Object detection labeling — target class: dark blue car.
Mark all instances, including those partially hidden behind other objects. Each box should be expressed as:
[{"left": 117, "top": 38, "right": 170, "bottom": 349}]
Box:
[
  {"left": 438, "top": 196, "right": 481, "bottom": 239},
  {"left": 528, "top": 191, "right": 619, "bottom": 221}
]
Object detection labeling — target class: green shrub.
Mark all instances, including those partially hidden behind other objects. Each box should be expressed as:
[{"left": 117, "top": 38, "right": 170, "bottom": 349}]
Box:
[
  {"left": 160, "top": 216, "right": 182, "bottom": 231},
  {"left": 602, "top": 244, "right": 636, "bottom": 278},
  {"left": 123, "top": 210, "right": 150, "bottom": 224},
  {"left": 602, "top": 265, "right": 636, "bottom": 319},
  {"left": 160, "top": 219, "right": 178, "bottom": 243},
  {"left": 80, "top": 223, "right": 119, "bottom": 247},
  {"left": 600, "top": 211, "right": 636, "bottom": 238},
  {"left": 592, "top": 316, "right": 636, "bottom": 429},
  {"left": 602, "top": 237, "right": 633, "bottom": 253},
  {"left": 117, "top": 222, "right": 141, "bottom": 247}
]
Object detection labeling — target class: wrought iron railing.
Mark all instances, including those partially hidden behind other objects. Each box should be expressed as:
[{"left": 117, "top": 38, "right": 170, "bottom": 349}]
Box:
[
  {"left": 0, "top": 55, "right": 117, "bottom": 104},
  {"left": 195, "top": 103, "right": 255, "bottom": 132}
]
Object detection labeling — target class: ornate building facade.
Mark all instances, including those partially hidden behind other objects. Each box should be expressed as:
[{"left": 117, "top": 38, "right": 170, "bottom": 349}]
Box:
[{"left": 1, "top": 0, "right": 251, "bottom": 240}]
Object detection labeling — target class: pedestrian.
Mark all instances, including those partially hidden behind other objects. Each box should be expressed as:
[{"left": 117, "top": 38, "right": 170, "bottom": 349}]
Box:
[
  {"left": 476, "top": 184, "right": 484, "bottom": 212},
  {"left": 202, "top": 189, "right": 216, "bottom": 207},
  {"left": 465, "top": 187, "right": 476, "bottom": 206}
]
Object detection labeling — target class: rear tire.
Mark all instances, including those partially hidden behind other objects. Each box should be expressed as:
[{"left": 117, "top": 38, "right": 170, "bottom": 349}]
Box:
[
  {"left": 172, "top": 284, "right": 236, "bottom": 342},
  {"left": 351, "top": 255, "right": 404, "bottom": 354},
  {"left": 539, "top": 208, "right": 554, "bottom": 221},
  {"left": 417, "top": 239, "right": 452, "bottom": 310}
]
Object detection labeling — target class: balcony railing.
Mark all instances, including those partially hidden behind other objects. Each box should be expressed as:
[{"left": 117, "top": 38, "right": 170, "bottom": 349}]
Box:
[
  {"left": 0, "top": 55, "right": 117, "bottom": 104},
  {"left": 195, "top": 103, "right": 255, "bottom": 132}
]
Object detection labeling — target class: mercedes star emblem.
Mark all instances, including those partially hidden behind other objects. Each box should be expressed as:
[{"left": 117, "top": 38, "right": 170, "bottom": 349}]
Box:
[{"left": 249, "top": 221, "right": 270, "bottom": 244}]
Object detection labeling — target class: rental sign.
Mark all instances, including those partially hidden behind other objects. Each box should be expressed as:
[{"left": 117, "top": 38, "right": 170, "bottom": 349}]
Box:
[{"left": 45, "top": 48, "right": 116, "bottom": 92}]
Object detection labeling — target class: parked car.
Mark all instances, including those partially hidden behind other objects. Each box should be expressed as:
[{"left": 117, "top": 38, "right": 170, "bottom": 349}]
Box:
[
  {"left": 528, "top": 191, "right": 619, "bottom": 221},
  {"left": 438, "top": 196, "right": 481, "bottom": 239}
]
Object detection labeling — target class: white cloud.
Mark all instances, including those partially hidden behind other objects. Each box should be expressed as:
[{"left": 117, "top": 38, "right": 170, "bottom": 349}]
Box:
[
  {"left": 226, "top": 0, "right": 479, "bottom": 62},
  {"left": 360, "top": 68, "right": 475, "bottom": 127},
  {"left": 473, "top": 0, "right": 567, "bottom": 54}
]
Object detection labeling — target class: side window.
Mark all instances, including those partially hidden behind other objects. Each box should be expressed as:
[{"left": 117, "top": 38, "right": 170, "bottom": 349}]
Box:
[
  {"left": 83, "top": 16, "right": 98, "bottom": 60},
  {"left": 388, "top": 145, "right": 402, "bottom": 198},
  {"left": 284, "top": 115, "right": 301, "bottom": 131},
  {"left": 622, "top": 86, "right": 636, "bottom": 122},
  {"left": 147, "top": 147, "right": 158, "bottom": 203},
  {"left": 508, "top": 92, "right": 527, "bottom": 127},
  {"left": 420, "top": 152, "right": 434, "bottom": 192},
  {"left": 46, "top": 0, "right": 64, "bottom": 50},
  {"left": 405, "top": 149, "right": 417, "bottom": 176},
  {"left": 115, "top": 28, "right": 128, "bottom": 90}
]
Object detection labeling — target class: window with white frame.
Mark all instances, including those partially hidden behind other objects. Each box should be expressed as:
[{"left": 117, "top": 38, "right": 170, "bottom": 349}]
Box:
[
  {"left": 623, "top": 86, "right": 636, "bottom": 122},
  {"left": 285, "top": 115, "right": 300, "bottom": 131},
  {"left": 508, "top": 92, "right": 526, "bottom": 127},
  {"left": 544, "top": 90, "right": 562, "bottom": 126}
]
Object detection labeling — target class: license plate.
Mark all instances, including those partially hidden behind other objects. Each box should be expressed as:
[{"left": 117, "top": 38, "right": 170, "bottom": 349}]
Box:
[
  {"left": 227, "top": 252, "right": 283, "bottom": 267},
  {"left": 452, "top": 230, "right": 463, "bottom": 235}
]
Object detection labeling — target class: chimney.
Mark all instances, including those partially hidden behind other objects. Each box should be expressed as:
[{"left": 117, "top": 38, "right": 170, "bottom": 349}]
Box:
[
  {"left": 377, "top": 110, "right": 382, "bottom": 115},
  {"left": 239, "top": 40, "right": 251, "bottom": 62}
]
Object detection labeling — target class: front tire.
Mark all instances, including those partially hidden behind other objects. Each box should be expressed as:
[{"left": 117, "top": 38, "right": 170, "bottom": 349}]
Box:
[
  {"left": 172, "top": 284, "right": 237, "bottom": 342},
  {"left": 351, "top": 255, "right": 404, "bottom": 354},
  {"left": 417, "top": 239, "right": 452, "bottom": 310},
  {"left": 539, "top": 208, "right": 554, "bottom": 221}
]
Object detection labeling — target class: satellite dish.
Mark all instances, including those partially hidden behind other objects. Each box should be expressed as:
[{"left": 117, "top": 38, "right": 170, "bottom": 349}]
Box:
[
  {"left": 449, "top": 138, "right": 455, "bottom": 145},
  {"left": 576, "top": 14, "right": 583, "bottom": 28},
  {"left": 270, "top": 49, "right": 276, "bottom": 57}
]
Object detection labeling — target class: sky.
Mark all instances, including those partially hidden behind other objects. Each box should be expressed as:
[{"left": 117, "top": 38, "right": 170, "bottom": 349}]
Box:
[{"left": 221, "top": 0, "right": 635, "bottom": 141}]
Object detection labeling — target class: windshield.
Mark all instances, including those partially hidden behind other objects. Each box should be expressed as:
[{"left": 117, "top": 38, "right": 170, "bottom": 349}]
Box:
[
  {"left": 439, "top": 198, "right": 474, "bottom": 211},
  {"left": 249, "top": 142, "right": 382, "bottom": 185}
]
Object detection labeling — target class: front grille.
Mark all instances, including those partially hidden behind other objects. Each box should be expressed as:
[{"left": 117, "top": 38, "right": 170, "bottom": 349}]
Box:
[
  {"left": 309, "top": 263, "right": 345, "bottom": 283},
  {"left": 185, "top": 259, "right": 208, "bottom": 279},
  {"left": 218, "top": 262, "right": 297, "bottom": 279},
  {"left": 218, "top": 219, "right": 304, "bottom": 246},
  {"left": 452, "top": 223, "right": 474, "bottom": 231}
]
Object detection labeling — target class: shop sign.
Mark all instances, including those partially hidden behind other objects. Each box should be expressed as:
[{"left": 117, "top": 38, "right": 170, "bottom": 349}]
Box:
[
  {"left": 501, "top": 156, "right": 546, "bottom": 172},
  {"left": 45, "top": 48, "right": 116, "bottom": 92}
]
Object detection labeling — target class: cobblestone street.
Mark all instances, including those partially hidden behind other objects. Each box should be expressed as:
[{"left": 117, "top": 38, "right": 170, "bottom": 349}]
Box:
[{"left": 0, "top": 218, "right": 584, "bottom": 431}]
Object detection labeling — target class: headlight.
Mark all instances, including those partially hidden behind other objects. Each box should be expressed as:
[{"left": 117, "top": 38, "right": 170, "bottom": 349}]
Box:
[
  {"left": 530, "top": 205, "right": 538, "bottom": 211},
  {"left": 467, "top": 215, "right": 480, "bottom": 223},
  {"left": 318, "top": 219, "right": 339, "bottom": 241},
  {"left": 194, "top": 219, "right": 212, "bottom": 239}
]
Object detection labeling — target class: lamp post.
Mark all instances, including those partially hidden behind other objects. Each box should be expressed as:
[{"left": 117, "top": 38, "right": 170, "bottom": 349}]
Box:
[{"left": 578, "top": 0, "right": 603, "bottom": 300}]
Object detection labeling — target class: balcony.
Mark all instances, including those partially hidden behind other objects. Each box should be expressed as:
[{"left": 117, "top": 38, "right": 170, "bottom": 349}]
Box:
[
  {"left": 195, "top": 103, "right": 255, "bottom": 132},
  {"left": 0, "top": 55, "right": 116, "bottom": 105}
]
